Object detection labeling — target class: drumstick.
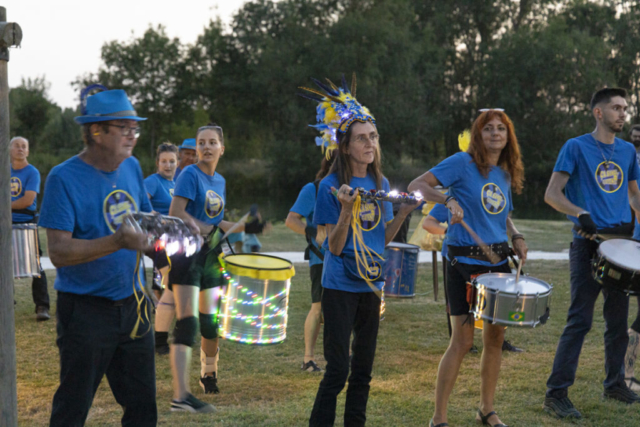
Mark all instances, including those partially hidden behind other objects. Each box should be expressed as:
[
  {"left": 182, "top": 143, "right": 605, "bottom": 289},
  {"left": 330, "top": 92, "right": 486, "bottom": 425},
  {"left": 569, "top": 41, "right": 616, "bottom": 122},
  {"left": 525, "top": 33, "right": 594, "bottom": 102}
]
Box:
[
  {"left": 515, "top": 258, "right": 523, "bottom": 283},
  {"left": 460, "top": 220, "right": 501, "bottom": 264},
  {"left": 220, "top": 212, "right": 250, "bottom": 242}
]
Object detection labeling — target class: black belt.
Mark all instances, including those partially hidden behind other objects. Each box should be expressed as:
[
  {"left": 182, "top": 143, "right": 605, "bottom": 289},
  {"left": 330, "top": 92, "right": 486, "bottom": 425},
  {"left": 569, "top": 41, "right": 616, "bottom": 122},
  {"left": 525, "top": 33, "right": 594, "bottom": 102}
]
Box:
[
  {"left": 447, "top": 241, "right": 511, "bottom": 262},
  {"left": 58, "top": 291, "right": 137, "bottom": 307}
]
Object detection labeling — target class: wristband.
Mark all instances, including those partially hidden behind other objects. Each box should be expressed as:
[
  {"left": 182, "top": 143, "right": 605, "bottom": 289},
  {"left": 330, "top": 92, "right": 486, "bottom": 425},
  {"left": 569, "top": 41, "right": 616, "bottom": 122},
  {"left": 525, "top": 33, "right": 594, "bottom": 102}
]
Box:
[
  {"left": 444, "top": 196, "right": 456, "bottom": 207},
  {"left": 511, "top": 233, "right": 525, "bottom": 242}
]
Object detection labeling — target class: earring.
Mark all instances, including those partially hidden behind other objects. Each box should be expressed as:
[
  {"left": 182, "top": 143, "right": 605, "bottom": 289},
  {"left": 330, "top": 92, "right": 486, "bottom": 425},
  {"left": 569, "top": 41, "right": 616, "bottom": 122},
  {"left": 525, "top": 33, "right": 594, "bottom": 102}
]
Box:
[{"left": 93, "top": 132, "right": 100, "bottom": 136}]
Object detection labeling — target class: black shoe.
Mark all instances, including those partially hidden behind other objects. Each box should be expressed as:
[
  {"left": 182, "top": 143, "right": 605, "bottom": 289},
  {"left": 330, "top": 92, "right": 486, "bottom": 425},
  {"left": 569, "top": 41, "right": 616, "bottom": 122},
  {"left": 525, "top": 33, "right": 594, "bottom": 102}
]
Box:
[
  {"left": 170, "top": 393, "right": 215, "bottom": 413},
  {"left": 469, "top": 344, "right": 479, "bottom": 354},
  {"left": 156, "top": 344, "right": 169, "bottom": 355},
  {"left": 200, "top": 373, "right": 220, "bottom": 394},
  {"left": 477, "top": 409, "right": 508, "bottom": 427},
  {"left": 603, "top": 383, "right": 640, "bottom": 404},
  {"left": 543, "top": 390, "right": 582, "bottom": 419},
  {"left": 36, "top": 306, "right": 50, "bottom": 321},
  {"left": 502, "top": 340, "right": 524, "bottom": 353},
  {"left": 301, "top": 360, "right": 323, "bottom": 372},
  {"left": 429, "top": 419, "right": 448, "bottom": 427}
]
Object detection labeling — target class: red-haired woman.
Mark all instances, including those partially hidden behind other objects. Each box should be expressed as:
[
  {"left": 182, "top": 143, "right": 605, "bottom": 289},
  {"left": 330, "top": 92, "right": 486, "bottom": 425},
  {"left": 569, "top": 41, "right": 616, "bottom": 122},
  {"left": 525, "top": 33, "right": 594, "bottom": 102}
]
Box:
[{"left": 409, "top": 110, "right": 528, "bottom": 427}]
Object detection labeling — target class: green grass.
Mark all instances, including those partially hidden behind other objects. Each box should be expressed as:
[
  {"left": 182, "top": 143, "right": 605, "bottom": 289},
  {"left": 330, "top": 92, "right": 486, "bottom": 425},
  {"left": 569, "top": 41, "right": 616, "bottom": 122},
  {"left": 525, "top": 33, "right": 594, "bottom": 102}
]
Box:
[{"left": 14, "top": 255, "right": 640, "bottom": 426}]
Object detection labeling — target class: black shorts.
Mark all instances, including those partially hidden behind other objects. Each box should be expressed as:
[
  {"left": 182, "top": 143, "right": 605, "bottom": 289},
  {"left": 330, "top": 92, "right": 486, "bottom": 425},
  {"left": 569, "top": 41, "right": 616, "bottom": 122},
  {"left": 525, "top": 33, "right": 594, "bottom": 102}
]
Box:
[
  {"left": 310, "top": 264, "right": 323, "bottom": 304},
  {"left": 446, "top": 259, "right": 511, "bottom": 316},
  {"left": 166, "top": 241, "right": 224, "bottom": 291}
]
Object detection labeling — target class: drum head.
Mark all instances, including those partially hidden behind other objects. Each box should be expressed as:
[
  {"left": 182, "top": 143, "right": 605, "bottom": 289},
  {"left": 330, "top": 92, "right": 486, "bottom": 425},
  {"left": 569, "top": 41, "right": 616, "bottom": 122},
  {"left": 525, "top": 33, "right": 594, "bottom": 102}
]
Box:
[
  {"left": 598, "top": 239, "right": 640, "bottom": 271},
  {"left": 385, "top": 242, "right": 420, "bottom": 251},
  {"left": 475, "top": 273, "right": 551, "bottom": 295},
  {"left": 222, "top": 254, "right": 295, "bottom": 281}
]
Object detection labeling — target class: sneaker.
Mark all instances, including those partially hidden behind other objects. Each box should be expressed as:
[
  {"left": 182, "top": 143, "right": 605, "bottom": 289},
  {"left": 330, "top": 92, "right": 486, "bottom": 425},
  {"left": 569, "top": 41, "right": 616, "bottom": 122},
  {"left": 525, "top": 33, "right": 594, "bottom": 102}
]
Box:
[
  {"left": 155, "top": 344, "right": 169, "bottom": 356},
  {"left": 603, "top": 383, "right": 640, "bottom": 404},
  {"left": 469, "top": 345, "right": 479, "bottom": 354},
  {"left": 301, "top": 360, "right": 323, "bottom": 372},
  {"left": 543, "top": 390, "right": 582, "bottom": 419},
  {"left": 626, "top": 377, "right": 640, "bottom": 393},
  {"left": 36, "top": 306, "right": 50, "bottom": 322},
  {"left": 170, "top": 393, "right": 215, "bottom": 413},
  {"left": 200, "top": 373, "right": 220, "bottom": 394},
  {"left": 502, "top": 340, "right": 524, "bottom": 353}
]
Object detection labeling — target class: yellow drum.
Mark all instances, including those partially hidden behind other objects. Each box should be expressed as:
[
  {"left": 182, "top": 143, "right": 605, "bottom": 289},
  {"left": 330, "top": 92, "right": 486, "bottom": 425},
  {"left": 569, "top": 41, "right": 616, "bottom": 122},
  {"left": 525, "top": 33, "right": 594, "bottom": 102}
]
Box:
[{"left": 219, "top": 254, "right": 295, "bottom": 345}]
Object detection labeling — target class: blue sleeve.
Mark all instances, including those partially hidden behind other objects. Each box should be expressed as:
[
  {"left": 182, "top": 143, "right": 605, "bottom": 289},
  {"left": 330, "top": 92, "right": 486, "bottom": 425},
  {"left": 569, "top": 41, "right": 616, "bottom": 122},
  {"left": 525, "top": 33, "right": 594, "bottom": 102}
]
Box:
[
  {"left": 430, "top": 204, "right": 448, "bottom": 223},
  {"left": 429, "top": 153, "right": 466, "bottom": 188},
  {"left": 290, "top": 183, "right": 315, "bottom": 218},
  {"left": 24, "top": 167, "right": 40, "bottom": 193},
  {"left": 39, "top": 171, "right": 75, "bottom": 232},
  {"left": 507, "top": 185, "right": 514, "bottom": 212},
  {"left": 314, "top": 179, "right": 339, "bottom": 226},
  {"left": 138, "top": 168, "right": 152, "bottom": 213},
  {"left": 144, "top": 175, "right": 158, "bottom": 198},
  {"left": 174, "top": 167, "right": 197, "bottom": 202},
  {"left": 553, "top": 139, "right": 576, "bottom": 175},
  {"left": 629, "top": 150, "right": 640, "bottom": 182},
  {"left": 382, "top": 178, "right": 393, "bottom": 223}
]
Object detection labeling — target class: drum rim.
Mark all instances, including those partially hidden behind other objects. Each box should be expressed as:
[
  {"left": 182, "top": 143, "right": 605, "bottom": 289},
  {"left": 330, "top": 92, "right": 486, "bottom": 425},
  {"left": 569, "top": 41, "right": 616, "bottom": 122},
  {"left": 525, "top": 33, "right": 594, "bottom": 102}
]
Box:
[
  {"left": 222, "top": 253, "right": 294, "bottom": 271},
  {"left": 385, "top": 242, "right": 420, "bottom": 251},
  {"left": 12, "top": 223, "right": 38, "bottom": 230},
  {"left": 598, "top": 239, "right": 640, "bottom": 271},
  {"left": 474, "top": 272, "right": 552, "bottom": 296}
]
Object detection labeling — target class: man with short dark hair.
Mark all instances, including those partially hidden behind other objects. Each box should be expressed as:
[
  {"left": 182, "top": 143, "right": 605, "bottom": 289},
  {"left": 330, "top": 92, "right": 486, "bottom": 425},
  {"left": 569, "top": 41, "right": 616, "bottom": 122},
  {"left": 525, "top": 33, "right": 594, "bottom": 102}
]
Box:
[
  {"left": 40, "top": 89, "right": 157, "bottom": 426},
  {"left": 543, "top": 87, "right": 640, "bottom": 419},
  {"left": 10, "top": 136, "right": 50, "bottom": 321}
]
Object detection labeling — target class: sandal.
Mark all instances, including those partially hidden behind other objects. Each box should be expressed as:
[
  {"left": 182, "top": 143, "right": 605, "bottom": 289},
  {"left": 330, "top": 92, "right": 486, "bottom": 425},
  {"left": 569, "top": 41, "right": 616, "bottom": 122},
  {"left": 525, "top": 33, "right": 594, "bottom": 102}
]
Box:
[
  {"left": 430, "top": 419, "right": 448, "bottom": 427},
  {"left": 477, "top": 409, "right": 508, "bottom": 427}
]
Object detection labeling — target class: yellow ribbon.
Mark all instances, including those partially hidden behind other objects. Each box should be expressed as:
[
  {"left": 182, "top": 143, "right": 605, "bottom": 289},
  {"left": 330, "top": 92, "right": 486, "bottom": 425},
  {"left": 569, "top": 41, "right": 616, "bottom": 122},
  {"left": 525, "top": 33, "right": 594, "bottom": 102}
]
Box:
[{"left": 351, "top": 195, "right": 384, "bottom": 299}]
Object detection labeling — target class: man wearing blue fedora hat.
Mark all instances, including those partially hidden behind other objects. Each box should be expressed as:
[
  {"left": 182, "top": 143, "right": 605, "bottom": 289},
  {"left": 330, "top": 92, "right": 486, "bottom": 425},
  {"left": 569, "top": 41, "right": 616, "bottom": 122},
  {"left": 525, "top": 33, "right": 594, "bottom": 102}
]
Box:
[
  {"left": 174, "top": 138, "right": 197, "bottom": 181},
  {"left": 39, "top": 88, "right": 159, "bottom": 426}
]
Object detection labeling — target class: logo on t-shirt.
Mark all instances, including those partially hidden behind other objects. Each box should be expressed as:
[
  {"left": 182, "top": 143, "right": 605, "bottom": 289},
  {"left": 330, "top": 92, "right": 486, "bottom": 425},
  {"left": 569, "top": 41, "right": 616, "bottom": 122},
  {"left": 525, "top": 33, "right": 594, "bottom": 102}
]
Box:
[
  {"left": 103, "top": 190, "right": 138, "bottom": 233},
  {"left": 205, "top": 190, "right": 224, "bottom": 218},
  {"left": 595, "top": 162, "right": 623, "bottom": 193},
  {"left": 10, "top": 177, "right": 21, "bottom": 198},
  {"left": 481, "top": 183, "right": 506, "bottom": 214},
  {"left": 358, "top": 201, "right": 381, "bottom": 231},
  {"left": 366, "top": 260, "right": 382, "bottom": 281},
  {"left": 169, "top": 188, "right": 174, "bottom": 197}
]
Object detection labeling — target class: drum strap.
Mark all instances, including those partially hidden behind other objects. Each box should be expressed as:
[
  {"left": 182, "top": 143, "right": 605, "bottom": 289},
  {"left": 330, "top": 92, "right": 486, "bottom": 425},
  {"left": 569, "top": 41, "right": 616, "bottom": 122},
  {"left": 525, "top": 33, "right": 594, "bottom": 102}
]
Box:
[{"left": 448, "top": 241, "right": 510, "bottom": 262}]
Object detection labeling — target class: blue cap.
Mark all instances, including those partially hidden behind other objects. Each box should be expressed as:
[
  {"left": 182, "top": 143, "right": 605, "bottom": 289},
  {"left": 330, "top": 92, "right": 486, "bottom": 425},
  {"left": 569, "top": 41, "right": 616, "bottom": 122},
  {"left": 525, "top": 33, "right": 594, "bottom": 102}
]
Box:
[
  {"left": 180, "top": 138, "right": 196, "bottom": 150},
  {"left": 74, "top": 89, "right": 147, "bottom": 124}
]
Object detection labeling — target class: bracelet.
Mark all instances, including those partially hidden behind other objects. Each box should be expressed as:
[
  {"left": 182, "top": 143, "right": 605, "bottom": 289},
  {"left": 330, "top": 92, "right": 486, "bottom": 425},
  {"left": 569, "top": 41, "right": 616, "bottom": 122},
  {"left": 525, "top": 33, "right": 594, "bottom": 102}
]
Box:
[
  {"left": 511, "top": 233, "right": 525, "bottom": 242},
  {"left": 444, "top": 196, "right": 456, "bottom": 207},
  {"left": 577, "top": 210, "right": 589, "bottom": 218}
]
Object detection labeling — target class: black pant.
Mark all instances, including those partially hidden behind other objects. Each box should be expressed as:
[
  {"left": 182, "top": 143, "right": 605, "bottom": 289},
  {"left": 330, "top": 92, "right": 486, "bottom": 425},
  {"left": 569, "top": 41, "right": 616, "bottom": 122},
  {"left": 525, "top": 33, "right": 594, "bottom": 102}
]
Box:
[
  {"left": 632, "top": 296, "right": 640, "bottom": 333},
  {"left": 50, "top": 292, "right": 157, "bottom": 427},
  {"left": 310, "top": 288, "right": 380, "bottom": 427}
]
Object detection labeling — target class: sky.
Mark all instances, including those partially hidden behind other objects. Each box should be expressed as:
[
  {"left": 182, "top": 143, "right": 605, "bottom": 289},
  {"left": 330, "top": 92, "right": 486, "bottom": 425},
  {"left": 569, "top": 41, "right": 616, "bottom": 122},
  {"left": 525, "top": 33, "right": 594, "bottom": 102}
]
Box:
[{"left": 3, "top": 0, "right": 251, "bottom": 109}]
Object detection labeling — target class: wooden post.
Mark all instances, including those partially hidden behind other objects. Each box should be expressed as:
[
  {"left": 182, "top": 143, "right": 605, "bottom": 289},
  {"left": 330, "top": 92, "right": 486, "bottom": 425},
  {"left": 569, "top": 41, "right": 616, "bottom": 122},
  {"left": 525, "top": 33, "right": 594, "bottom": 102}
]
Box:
[{"left": 0, "top": 7, "right": 23, "bottom": 426}]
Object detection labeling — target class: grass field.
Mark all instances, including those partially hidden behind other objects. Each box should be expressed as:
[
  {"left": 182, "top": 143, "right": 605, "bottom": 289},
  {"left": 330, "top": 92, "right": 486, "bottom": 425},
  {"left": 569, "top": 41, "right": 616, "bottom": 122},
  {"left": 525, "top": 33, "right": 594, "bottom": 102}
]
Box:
[{"left": 17, "top": 220, "right": 639, "bottom": 426}]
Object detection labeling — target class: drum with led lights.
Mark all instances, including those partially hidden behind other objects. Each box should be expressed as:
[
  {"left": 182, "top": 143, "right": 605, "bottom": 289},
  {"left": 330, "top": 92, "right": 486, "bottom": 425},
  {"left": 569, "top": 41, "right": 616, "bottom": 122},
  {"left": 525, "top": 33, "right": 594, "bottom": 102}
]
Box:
[{"left": 219, "top": 254, "right": 295, "bottom": 345}]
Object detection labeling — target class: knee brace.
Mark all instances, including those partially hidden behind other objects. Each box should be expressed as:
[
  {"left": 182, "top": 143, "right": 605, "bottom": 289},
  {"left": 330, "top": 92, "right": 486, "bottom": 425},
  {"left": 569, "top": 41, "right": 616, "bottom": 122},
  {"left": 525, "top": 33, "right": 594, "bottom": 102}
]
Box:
[
  {"left": 173, "top": 316, "right": 198, "bottom": 347},
  {"left": 199, "top": 313, "right": 219, "bottom": 339}
]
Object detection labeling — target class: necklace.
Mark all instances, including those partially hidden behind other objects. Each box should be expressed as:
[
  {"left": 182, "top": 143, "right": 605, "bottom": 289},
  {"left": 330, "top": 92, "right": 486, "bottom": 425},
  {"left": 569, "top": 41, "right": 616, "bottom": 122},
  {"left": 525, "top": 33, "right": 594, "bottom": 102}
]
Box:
[{"left": 592, "top": 133, "right": 615, "bottom": 165}]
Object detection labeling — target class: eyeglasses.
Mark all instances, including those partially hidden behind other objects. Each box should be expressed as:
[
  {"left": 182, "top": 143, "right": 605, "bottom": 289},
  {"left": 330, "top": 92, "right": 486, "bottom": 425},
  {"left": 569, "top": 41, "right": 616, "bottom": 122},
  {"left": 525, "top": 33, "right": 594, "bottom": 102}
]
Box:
[
  {"left": 478, "top": 108, "right": 505, "bottom": 113},
  {"left": 197, "top": 125, "right": 224, "bottom": 137},
  {"left": 107, "top": 124, "right": 141, "bottom": 139},
  {"left": 352, "top": 133, "right": 380, "bottom": 144}
]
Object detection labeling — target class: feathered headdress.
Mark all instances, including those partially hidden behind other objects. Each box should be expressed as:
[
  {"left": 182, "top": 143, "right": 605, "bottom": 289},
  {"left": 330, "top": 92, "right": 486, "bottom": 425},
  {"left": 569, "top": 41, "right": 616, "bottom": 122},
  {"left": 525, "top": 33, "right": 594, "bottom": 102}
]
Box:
[{"left": 299, "top": 73, "right": 376, "bottom": 158}]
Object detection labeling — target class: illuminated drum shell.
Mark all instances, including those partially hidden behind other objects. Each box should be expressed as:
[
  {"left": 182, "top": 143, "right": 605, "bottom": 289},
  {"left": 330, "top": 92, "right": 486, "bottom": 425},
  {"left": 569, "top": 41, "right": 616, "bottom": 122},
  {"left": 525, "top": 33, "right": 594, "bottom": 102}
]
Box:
[
  {"left": 220, "top": 254, "right": 295, "bottom": 345},
  {"left": 382, "top": 242, "right": 420, "bottom": 298},
  {"left": 12, "top": 224, "right": 41, "bottom": 279}
]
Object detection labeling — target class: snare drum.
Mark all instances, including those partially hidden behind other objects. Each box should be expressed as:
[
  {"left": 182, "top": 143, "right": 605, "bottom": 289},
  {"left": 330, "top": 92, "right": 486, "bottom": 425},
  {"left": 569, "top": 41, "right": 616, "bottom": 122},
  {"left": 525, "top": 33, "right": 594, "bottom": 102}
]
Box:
[
  {"left": 472, "top": 273, "right": 552, "bottom": 327},
  {"left": 12, "top": 224, "right": 41, "bottom": 279},
  {"left": 219, "top": 254, "right": 295, "bottom": 345},
  {"left": 382, "top": 242, "right": 420, "bottom": 298},
  {"left": 593, "top": 239, "right": 640, "bottom": 295}
]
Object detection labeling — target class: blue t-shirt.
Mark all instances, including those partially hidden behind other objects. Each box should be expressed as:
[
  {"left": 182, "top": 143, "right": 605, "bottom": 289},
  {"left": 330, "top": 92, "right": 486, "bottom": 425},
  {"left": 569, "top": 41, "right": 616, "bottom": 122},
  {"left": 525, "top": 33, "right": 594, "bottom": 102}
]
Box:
[
  {"left": 290, "top": 182, "right": 325, "bottom": 267},
  {"left": 429, "top": 202, "right": 449, "bottom": 259},
  {"left": 314, "top": 172, "right": 394, "bottom": 292},
  {"left": 11, "top": 164, "right": 40, "bottom": 223},
  {"left": 39, "top": 156, "right": 152, "bottom": 300},
  {"left": 174, "top": 166, "right": 183, "bottom": 182},
  {"left": 430, "top": 152, "right": 512, "bottom": 266},
  {"left": 174, "top": 165, "right": 225, "bottom": 226},
  {"left": 144, "top": 173, "right": 175, "bottom": 215},
  {"left": 554, "top": 134, "right": 640, "bottom": 233}
]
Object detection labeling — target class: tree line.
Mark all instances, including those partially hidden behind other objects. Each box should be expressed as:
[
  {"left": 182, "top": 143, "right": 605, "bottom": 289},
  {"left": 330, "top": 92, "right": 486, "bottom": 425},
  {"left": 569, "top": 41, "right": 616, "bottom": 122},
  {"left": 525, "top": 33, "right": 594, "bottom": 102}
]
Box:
[{"left": 10, "top": 0, "right": 640, "bottom": 219}]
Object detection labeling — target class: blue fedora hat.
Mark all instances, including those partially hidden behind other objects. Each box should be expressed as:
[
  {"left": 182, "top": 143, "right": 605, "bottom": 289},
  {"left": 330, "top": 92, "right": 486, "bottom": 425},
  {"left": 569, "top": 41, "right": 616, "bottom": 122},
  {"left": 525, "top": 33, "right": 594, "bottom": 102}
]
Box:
[
  {"left": 179, "top": 138, "right": 196, "bottom": 150},
  {"left": 74, "top": 89, "right": 147, "bottom": 124}
]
